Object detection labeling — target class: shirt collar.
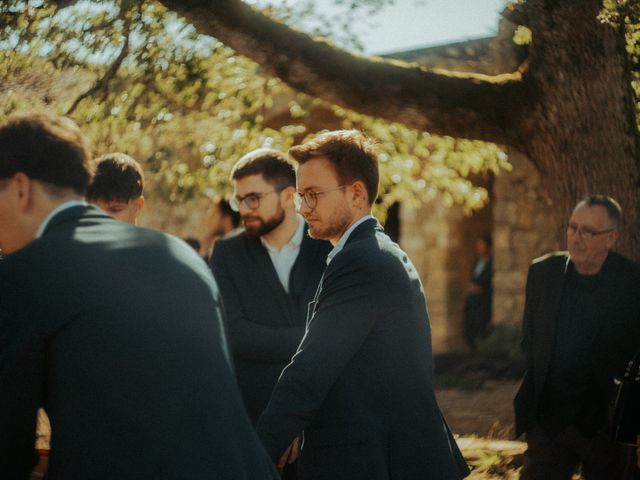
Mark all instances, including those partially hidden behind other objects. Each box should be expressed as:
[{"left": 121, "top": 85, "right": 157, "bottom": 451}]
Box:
[
  {"left": 260, "top": 215, "right": 305, "bottom": 252},
  {"left": 327, "top": 214, "right": 373, "bottom": 265},
  {"left": 36, "top": 200, "right": 87, "bottom": 239}
]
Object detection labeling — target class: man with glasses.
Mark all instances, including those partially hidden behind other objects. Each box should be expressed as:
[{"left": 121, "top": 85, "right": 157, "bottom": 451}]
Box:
[
  {"left": 209, "top": 149, "right": 330, "bottom": 444},
  {"left": 515, "top": 195, "right": 640, "bottom": 479},
  {"left": 256, "top": 130, "right": 469, "bottom": 479}
]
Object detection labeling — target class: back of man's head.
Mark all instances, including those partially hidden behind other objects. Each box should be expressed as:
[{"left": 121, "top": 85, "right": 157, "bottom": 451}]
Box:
[
  {"left": 230, "top": 148, "right": 296, "bottom": 189},
  {"left": 86, "top": 153, "right": 145, "bottom": 224},
  {"left": 0, "top": 112, "right": 91, "bottom": 195},
  {"left": 289, "top": 130, "right": 379, "bottom": 205},
  {"left": 87, "top": 153, "right": 144, "bottom": 203}
]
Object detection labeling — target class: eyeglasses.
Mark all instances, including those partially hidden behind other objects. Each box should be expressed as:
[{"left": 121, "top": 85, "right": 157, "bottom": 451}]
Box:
[
  {"left": 294, "top": 185, "right": 347, "bottom": 210},
  {"left": 567, "top": 223, "right": 615, "bottom": 240},
  {"left": 230, "top": 190, "right": 279, "bottom": 212}
]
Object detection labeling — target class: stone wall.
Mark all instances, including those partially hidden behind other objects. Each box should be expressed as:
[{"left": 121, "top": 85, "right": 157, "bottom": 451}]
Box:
[
  {"left": 400, "top": 150, "right": 559, "bottom": 352},
  {"left": 492, "top": 150, "right": 559, "bottom": 325},
  {"left": 400, "top": 197, "right": 491, "bottom": 353}
]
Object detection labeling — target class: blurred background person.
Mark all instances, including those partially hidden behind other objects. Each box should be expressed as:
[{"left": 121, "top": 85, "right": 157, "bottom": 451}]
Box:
[
  {"left": 200, "top": 195, "right": 241, "bottom": 261},
  {"left": 463, "top": 234, "right": 493, "bottom": 351},
  {"left": 86, "top": 152, "right": 145, "bottom": 224}
]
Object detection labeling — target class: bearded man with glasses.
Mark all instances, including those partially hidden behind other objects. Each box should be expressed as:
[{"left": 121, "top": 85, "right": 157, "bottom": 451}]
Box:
[
  {"left": 209, "top": 149, "right": 331, "bottom": 479},
  {"left": 514, "top": 195, "right": 640, "bottom": 480}
]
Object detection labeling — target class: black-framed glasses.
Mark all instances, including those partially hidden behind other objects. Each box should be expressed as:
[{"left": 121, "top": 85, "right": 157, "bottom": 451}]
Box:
[
  {"left": 567, "top": 223, "right": 615, "bottom": 240},
  {"left": 294, "top": 185, "right": 347, "bottom": 210},
  {"left": 230, "top": 190, "right": 279, "bottom": 212}
]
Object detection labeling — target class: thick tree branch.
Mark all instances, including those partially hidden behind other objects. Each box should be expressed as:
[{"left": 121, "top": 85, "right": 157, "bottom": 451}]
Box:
[
  {"left": 157, "top": 0, "right": 530, "bottom": 145},
  {"left": 66, "top": 16, "right": 131, "bottom": 115}
]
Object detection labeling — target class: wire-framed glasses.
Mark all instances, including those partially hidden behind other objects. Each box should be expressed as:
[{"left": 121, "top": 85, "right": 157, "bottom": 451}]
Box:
[{"left": 294, "top": 185, "right": 347, "bottom": 210}]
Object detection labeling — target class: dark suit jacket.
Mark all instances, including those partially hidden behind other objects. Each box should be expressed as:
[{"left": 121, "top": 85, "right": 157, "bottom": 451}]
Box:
[
  {"left": 256, "top": 218, "right": 469, "bottom": 480},
  {"left": 514, "top": 251, "right": 640, "bottom": 437},
  {"left": 0, "top": 205, "right": 278, "bottom": 480},
  {"left": 210, "top": 224, "right": 331, "bottom": 424}
]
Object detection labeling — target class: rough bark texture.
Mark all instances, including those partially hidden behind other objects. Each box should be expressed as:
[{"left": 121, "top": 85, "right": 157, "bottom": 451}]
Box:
[{"left": 512, "top": 0, "right": 640, "bottom": 257}]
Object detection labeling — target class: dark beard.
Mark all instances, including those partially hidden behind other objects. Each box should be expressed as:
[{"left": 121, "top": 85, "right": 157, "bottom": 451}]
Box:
[{"left": 243, "top": 207, "right": 285, "bottom": 238}]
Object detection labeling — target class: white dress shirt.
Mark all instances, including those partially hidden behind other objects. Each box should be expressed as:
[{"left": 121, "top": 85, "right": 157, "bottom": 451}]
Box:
[{"left": 260, "top": 216, "right": 305, "bottom": 293}]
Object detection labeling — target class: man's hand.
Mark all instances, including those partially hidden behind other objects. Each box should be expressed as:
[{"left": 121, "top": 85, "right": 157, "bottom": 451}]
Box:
[{"left": 276, "top": 436, "right": 300, "bottom": 473}]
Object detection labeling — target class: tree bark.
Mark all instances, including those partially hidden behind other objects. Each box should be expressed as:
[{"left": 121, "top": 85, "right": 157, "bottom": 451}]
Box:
[{"left": 511, "top": 0, "right": 640, "bottom": 257}]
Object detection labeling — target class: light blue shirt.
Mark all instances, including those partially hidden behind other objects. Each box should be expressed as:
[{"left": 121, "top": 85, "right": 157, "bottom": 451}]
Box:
[
  {"left": 326, "top": 214, "right": 374, "bottom": 265},
  {"left": 35, "top": 200, "right": 87, "bottom": 238}
]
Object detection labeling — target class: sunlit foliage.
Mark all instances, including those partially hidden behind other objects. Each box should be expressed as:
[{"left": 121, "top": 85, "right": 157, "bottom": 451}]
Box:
[
  {"left": 599, "top": 0, "right": 640, "bottom": 130},
  {"left": 0, "top": 0, "right": 509, "bottom": 216}
]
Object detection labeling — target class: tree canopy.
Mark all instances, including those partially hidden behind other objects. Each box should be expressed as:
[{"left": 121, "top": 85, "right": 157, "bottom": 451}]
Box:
[{"left": 0, "top": 0, "right": 510, "bottom": 220}]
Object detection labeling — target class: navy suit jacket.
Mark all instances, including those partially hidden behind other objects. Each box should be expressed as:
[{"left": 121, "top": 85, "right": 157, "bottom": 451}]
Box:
[
  {"left": 257, "top": 218, "right": 469, "bottom": 480},
  {"left": 514, "top": 251, "right": 640, "bottom": 437},
  {"left": 0, "top": 205, "right": 278, "bottom": 480},
  {"left": 210, "top": 224, "right": 331, "bottom": 423}
]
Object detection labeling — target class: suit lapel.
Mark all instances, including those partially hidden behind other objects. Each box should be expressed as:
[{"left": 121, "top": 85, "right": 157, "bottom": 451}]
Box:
[
  {"left": 534, "top": 256, "right": 569, "bottom": 396},
  {"left": 343, "top": 217, "right": 382, "bottom": 248},
  {"left": 245, "top": 235, "right": 292, "bottom": 322},
  {"left": 305, "top": 218, "right": 380, "bottom": 324}
]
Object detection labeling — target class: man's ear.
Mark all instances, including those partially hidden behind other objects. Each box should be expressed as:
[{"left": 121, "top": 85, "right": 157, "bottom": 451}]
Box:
[
  {"left": 280, "top": 186, "right": 295, "bottom": 207},
  {"left": 351, "top": 181, "right": 368, "bottom": 207},
  {"left": 134, "top": 195, "right": 145, "bottom": 212},
  {"left": 13, "top": 172, "right": 36, "bottom": 212}
]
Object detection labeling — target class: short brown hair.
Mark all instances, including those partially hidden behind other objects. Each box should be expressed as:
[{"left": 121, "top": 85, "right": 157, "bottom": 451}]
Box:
[
  {"left": 87, "top": 153, "right": 144, "bottom": 202},
  {"left": 0, "top": 112, "right": 91, "bottom": 195},
  {"left": 289, "top": 130, "right": 379, "bottom": 205},
  {"left": 231, "top": 148, "right": 296, "bottom": 189}
]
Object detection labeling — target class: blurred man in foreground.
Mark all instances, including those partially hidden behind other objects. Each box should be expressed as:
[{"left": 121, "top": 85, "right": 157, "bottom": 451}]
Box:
[{"left": 0, "top": 112, "right": 277, "bottom": 480}]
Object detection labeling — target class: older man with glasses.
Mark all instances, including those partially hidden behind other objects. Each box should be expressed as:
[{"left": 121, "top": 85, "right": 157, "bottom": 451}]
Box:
[
  {"left": 209, "top": 149, "right": 331, "bottom": 479},
  {"left": 514, "top": 195, "right": 640, "bottom": 480}
]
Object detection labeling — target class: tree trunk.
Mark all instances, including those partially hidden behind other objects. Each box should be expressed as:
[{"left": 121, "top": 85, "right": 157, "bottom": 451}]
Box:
[
  {"left": 512, "top": 0, "right": 640, "bottom": 257},
  {"left": 157, "top": 0, "right": 640, "bottom": 259}
]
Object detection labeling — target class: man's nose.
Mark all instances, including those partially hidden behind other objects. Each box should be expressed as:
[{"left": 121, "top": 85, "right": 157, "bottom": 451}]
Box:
[{"left": 298, "top": 202, "right": 312, "bottom": 217}]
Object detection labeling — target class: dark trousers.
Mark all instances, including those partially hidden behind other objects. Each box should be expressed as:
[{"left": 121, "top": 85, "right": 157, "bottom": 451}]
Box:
[{"left": 520, "top": 425, "right": 639, "bottom": 480}]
